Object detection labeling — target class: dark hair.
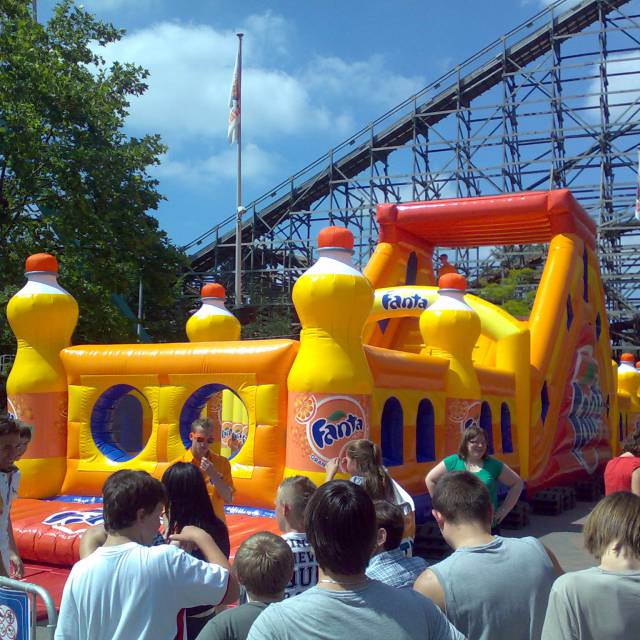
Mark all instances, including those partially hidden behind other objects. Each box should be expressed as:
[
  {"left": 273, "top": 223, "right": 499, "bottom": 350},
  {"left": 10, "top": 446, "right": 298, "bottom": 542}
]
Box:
[
  {"left": 161, "top": 462, "right": 230, "bottom": 557},
  {"left": 234, "top": 532, "right": 294, "bottom": 597},
  {"left": 18, "top": 425, "right": 32, "bottom": 441},
  {"left": 583, "top": 492, "right": 640, "bottom": 560},
  {"left": 305, "top": 480, "right": 376, "bottom": 575},
  {"left": 458, "top": 425, "right": 489, "bottom": 462},
  {"left": 374, "top": 500, "right": 404, "bottom": 551},
  {"left": 621, "top": 426, "right": 640, "bottom": 457},
  {"left": 0, "top": 414, "right": 20, "bottom": 438},
  {"left": 344, "top": 439, "right": 394, "bottom": 501},
  {"left": 277, "top": 476, "right": 317, "bottom": 529},
  {"left": 432, "top": 471, "right": 492, "bottom": 526},
  {"left": 102, "top": 470, "right": 167, "bottom": 533}
]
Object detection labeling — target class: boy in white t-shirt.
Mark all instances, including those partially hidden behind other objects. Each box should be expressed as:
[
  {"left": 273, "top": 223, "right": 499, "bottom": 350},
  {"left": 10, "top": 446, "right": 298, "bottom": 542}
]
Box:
[
  {"left": 55, "top": 469, "right": 240, "bottom": 640},
  {"left": 0, "top": 415, "right": 22, "bottom": 578},
  {"left": 275, "top": 475, "right": 318, "bottom": 598}
]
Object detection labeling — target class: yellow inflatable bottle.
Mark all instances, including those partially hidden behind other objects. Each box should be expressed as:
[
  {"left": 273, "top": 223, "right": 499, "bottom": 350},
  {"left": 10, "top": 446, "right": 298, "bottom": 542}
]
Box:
[
  {"left": 420, "top": 273, "right": 481, "bottom": 454},
  {"left": 6, "top": 253, "right": 78, "bottom": 498},
  {"left": 618, "top": 353, "right": 640, "bottom": 435},
  {"left": 186, "top": 283, "right": 241, "bottom": 342},
  {"left": 186, "top": 283, "right": 242, "bottom": 455},
  {"left": 285, "top": 226, "right": 374, "bottom": 486}
]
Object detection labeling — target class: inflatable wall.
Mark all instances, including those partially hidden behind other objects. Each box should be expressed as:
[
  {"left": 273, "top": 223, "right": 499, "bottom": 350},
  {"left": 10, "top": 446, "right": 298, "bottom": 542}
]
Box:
[{"left": 5, "top": 188, "right": 632, "bottom": 568}]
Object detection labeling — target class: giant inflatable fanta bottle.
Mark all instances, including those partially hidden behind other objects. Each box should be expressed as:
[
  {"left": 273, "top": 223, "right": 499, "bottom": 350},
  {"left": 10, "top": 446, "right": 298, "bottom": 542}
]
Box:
[
  {"left": 186, "top": 283, "right": 241, "bottom": 342},
  {"left": 6, "top": 254, "right": 78, "bottom": 498},
  {"left": 618, "top": 353, "right": 640, "bottom": 436},
  {"left": 186, "top": 283, "right": 243, "bottom": 455},
  {"left": 420, "top": 273, "right": 482, "bottom": 454},
  {"left": 285, "top": 226, "right": 374, "bottom": 485}
]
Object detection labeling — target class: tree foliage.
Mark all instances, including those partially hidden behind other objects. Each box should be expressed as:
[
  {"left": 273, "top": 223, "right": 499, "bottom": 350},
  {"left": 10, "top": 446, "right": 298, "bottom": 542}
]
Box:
[
  {"left": 0, "top": 0, "right": 188, "bottom": 347},
  {"left": 475, "top": 267, "right": 539, "bottom": 318}
]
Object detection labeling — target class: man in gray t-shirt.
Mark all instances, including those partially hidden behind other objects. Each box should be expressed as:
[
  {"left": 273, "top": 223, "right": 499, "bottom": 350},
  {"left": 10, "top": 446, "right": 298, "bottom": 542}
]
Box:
[
  {"left": 248, "top": 481, "right": 464, "bottom": 640},
  {"left": 415, "top": 472, "right": 561, "bottom": 640}
]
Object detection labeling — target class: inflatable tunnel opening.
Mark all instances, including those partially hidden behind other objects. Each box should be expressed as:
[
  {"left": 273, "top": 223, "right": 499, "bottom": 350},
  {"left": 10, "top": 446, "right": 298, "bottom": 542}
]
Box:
[
  {"left": 179, "top": 383, "right": 249, "bottom": 459},
  {"left": 91, "top": 384, "right": 151, "bottom": 462}
]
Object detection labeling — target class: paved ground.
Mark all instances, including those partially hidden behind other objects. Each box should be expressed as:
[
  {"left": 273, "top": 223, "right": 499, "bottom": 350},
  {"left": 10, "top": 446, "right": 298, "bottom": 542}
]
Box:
[
  {"left": 35, "top": 500, "right": 599, "bottom": 637},
  {"left": 502, "top": 499, "right": 598, "bottom": 571}
]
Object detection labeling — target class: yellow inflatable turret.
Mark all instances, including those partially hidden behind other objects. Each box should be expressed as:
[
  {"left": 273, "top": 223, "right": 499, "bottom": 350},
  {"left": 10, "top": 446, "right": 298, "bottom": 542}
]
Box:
[
  {"left": 285, "top": 226, "right": 374, "bottom": 485},
  {"left": 6, "top": 254, "right": 78, "bottom": 497},
  {"left": 186, "top": 283, "right": 241, "bottom": 342},
  {"left": 420, "top": 273, "right": 481, "bottom": 452}
]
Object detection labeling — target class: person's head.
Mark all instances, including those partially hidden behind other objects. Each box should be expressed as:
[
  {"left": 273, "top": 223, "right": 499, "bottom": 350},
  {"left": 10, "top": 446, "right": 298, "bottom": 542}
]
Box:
[
  {"left": 373, "top": 500, "right": 404, "bottom": 554},
  {"left": 621, "top": 426, "right": 640, "bottom": 457},
  {"left": 161, "top": 461, "right": 229, "bottom": 554},
  {"left": 583, "top": 492, "right": 640, "bottom": 561},
  {"left": 14, "top": 425, "right": 32, "bottom": 462},
  {"left": 102, "top": 470, "right": 167, "bottom": 545},
  {"left": 431, "top": 471, "right": 492, "bottom": 537},
  {"left": 0, "top": 414, "right": 21, "bottom": 470},
  {"left": 305, "top": 480, "right": 377, "bottom": 575},
  {"left": 189, "top": 416, "right": 215, "bottom": 460},
  {"left": 439, "top": 254, "right": 449, "bottom": 264},
  {"left": 275, "top": 475, "right": 317, "bottom": 533},
  {"left": 458, "top": 425, "right": 489, "bottom": 462},
  {"left": 343, "top": 439, "right": 392, "bottom": 501},
  {"left": 233, "top": 532, "right": 294, "bottom": 602}
]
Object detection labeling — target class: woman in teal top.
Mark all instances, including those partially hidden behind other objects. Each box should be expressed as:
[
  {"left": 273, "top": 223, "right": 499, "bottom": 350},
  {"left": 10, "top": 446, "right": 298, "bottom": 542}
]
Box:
[{"left": 425, "top": 426, "right": 523, "bottom": 529}]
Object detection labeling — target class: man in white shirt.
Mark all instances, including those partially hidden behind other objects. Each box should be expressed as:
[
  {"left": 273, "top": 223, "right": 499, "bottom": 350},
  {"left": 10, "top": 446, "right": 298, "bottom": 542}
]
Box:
[{"left": 55, "top": 469, "right": 239, "bottom": 640}]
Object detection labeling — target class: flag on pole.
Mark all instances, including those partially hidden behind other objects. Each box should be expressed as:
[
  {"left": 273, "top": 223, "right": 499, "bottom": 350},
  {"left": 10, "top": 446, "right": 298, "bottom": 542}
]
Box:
[
  {"left": 635, "top": 148, "right": 640, "bottom": 221},
  {"left": 228, "top": 43, "right": 241, "bottom": 144}
]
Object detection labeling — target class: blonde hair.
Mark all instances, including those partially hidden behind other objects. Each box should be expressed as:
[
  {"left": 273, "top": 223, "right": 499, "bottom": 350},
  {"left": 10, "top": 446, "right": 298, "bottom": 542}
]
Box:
[
  {"left": 583, "top": 492, "right": 640, "bottom": 560},
  {"left": 344, "top": 439, "right": 394, "bottom": 501}
]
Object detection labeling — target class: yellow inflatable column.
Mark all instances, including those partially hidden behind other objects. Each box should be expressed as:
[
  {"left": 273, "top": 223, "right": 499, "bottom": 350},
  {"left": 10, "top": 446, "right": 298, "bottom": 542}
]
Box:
[
  {"left": 6, "top": 253, "right": 78, "bottom": 498},
  {"left": 186, "top": 283, "right": 241, "bottom": 342},
  {"left": 420, "top": 273, "right": 481, "bottom": 455},
  {"left": 186, "top": 283, "right": 242, "bottom": 452},
  {"left": 618, "top": 353, "right": 640, "bottom": 436},
  {"left": 286, "top": 226, "right": 374, "bottom": 486}
]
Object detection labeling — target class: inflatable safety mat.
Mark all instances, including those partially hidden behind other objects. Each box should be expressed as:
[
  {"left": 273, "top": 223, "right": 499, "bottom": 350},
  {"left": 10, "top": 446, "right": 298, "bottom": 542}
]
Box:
[
  {"left": 11, "top": 499, "right": 280, "bottom": 567},
  {"left": 22, "top": 562, "right": 70, "bottom": 619}
]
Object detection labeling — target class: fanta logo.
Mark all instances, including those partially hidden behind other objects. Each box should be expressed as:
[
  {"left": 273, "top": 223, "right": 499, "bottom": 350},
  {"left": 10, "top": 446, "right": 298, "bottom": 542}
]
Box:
[
  {"left": 381, "top": 292, "right": 428, "bottom": 311},
  {"left": 311, "top": 411, "right": 364, "bottom": 450}
]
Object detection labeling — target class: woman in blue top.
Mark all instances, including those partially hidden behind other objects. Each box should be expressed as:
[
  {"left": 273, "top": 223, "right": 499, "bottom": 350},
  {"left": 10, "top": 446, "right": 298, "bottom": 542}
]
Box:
[{"left": 425, "top": 426, "right": 523, "bottom": 529}]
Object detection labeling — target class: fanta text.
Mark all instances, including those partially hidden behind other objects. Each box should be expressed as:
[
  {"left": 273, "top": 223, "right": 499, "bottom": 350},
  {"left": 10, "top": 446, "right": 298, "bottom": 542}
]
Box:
[
  {"left": 381, "top": 292, "right": 428, "bottom": 311},
  {"left": 311, "top": 414, "right": 364, "bottom": 449}
]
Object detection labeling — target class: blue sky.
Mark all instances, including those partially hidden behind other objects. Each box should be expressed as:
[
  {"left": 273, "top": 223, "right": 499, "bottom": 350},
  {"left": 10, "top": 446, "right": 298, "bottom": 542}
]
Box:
[{"left": 39, "top": 0, "right": 557, "bottom": 249}]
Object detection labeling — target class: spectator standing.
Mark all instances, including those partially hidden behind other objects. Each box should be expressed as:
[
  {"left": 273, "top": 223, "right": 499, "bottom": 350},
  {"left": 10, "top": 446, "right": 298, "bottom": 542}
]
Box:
[
  {"left": 0, "top": 415, "right": 22, "bottom": 578},
  {"left": 275, "top": 476, "right": 318, "bottom": 597},
  {"left": 366, "top": 500, "right": 427, "bottom": 588},
  {"left": 415, "top": 471, "right": 560, "bottom": 640},
  {"left": 162, "top": 462, "right": 231, "bottom": 638},
  {"left": 180, "top": 417, "right": 234, "bottom": 522},
  {"left": 438, "top": 254, "right": 457, "bottom": 277},
  {"left": 541, "top": 492, "right": 640, "bottom": 640},
  {"left": 196, "top": 532, "right": 294, "bottom": 640},
  {"left": 604, "top": 427, "right": 640, "bottom": 495},
  {"left": 248, "top": 480, "right": 464, "bottom": 640},
  {"left": 425, "top": 425, "right": 523, "bottom": 531},
  {"left": 55, "top": 469, "right": 239, "bottom": 640}
]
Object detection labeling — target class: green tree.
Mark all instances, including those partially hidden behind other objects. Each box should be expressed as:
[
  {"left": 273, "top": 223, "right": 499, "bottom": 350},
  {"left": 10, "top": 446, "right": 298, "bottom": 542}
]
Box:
[
  {"left": 0, "top": 0, "right": 188, "bottom": 347},
  {"left": 475, "top": 267, "right": 539, "bottom": 318}
]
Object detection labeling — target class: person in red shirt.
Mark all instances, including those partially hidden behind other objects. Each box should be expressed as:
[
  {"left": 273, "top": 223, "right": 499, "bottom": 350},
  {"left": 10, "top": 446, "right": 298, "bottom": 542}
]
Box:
[
  {"left": 180, "top": 417, "right": 235, "bottom": 522},
  {"left": 604, "top": 427, "right": 640, "bottom": 495}
]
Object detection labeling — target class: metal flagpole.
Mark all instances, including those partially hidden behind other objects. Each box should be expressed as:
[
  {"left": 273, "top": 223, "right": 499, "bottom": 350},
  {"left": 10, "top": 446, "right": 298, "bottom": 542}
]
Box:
[{"left": 234, "top": 34, "right": 244, "bottom": 306}]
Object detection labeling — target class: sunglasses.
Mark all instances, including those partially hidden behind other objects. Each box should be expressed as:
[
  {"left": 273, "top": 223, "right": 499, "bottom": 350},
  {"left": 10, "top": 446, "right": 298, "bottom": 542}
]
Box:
[{"left": 190, "top": 433, "right": 215, "bottom": 444}]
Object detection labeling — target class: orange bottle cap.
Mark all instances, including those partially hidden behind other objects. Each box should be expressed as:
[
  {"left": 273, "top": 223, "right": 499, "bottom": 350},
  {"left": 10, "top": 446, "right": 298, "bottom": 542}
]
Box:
[
  {"left": 438, "top": 273, "right": 467, "bottom": 291},
  {"left": 25, "top": 253, "right": 58, "bottom": 274},
  {"left": 201, "top": 283, "right": 226, "bottom": 299},
  {"left": 620, "top": 353, "right": 635, "bottom": 363},
  {"left": 318, "top": 226, "right": 354, "bottom": 251}
]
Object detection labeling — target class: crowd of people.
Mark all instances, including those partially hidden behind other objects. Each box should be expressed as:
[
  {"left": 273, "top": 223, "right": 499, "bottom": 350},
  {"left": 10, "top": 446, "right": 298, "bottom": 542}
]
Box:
[{"left": 2, "top": 411, "right": 639, "bottom": 639}]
